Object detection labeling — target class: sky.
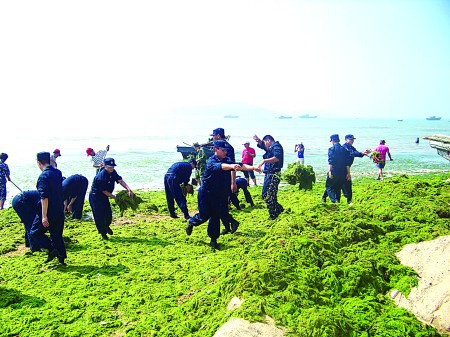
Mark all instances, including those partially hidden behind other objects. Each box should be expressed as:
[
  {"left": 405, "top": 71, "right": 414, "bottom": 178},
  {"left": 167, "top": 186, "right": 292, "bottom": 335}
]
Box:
[{"left": 1, "top": 0, "right": 449, "bottom": 137}]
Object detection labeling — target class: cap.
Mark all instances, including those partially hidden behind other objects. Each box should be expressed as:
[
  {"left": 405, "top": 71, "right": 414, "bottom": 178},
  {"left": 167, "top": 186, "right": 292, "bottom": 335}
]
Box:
[
  {"left": 37, "top": 152, "right": 51, "bottom": 162},
  {"left": 193, "top": 142, "right": 200, "bottom": 147},
  {"left": 329, "top": 134, "right": 340, "bottom": 142},
  {"left": 0, "top": 153, "right": 8, "bottom": 161},
  {"left": 86, "top": 148, "right": 94, "bottom": 156},
  {"left": 210, "top": 128, "right": 225, "bottom": 138},
  {"left": 53, "top": 149, "right": 61, "bottom": 155},
  {"left": 103, "top": 157, "right": 117, "bottom": 167},
  {"left": 380, "top": 140, "right": 386, "bottom": 144},
  {"left": 213, "top": 140, "right": 229, "bottom": 150},
  {"left": 345, "top": 134, "right": 355, "bottom": 140},
  {"left": 242, "top": 141, "right": 250, "bottom": 145},
  {"left": 188, "top": 158, "right": 197, "bottom": 166}
]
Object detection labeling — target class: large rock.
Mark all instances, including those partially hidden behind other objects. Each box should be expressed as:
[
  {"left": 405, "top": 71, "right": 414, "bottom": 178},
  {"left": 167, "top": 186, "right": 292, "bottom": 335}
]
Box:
[
  {"left": 214, "top": 316, "right": 285, "bottom": 337},
  {"left": 393, "top": 235, "right": 450, "bottom": 334}
]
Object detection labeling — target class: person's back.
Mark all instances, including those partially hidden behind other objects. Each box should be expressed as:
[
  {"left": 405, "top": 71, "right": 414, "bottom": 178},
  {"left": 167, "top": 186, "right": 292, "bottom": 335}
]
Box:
[{"left": 375, "top": 144, "right": 390, "bottom": 161}]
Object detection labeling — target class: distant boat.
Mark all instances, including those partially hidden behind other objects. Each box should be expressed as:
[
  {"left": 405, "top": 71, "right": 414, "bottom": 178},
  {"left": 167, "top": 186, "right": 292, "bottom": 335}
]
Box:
[
  {"left": 397, "top": 119, "right": 403, "bottom": 122},
  {"left": 426, "top": 116, "right": 442, "bottom": 120},
  {"left": 224, "top": 115, "right": 239, "bottom": 118},
  {"left": 299, "top": 114, "right": 318, "bottom": 119},
  {"left": 278, "top": 116, "right": 293, "bottom": 119}
]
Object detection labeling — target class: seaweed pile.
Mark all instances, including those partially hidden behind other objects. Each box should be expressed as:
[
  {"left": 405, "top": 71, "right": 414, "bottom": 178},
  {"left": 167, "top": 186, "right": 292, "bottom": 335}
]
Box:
[
  {"left": 282, "top": 162, "right": 316, "bottom": 190},
  {"left": 114, "top": 190, "right": 144, "bottom": 216}
]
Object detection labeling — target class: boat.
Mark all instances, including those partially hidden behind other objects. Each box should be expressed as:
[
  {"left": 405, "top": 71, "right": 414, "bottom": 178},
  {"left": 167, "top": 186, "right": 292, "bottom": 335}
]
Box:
[
  {"left": 426, "top": 116, "right": 442, "bottom": 120},
  {"left": 299, "top": 114, "right": 318, "bottom": 119},
  {"left": 176, "top": 145, "right": 214, "bottom": 159},
  {"left": 397, "top": 119, "right": 403, "bottom": 122},
  {"left": 224, "top": 115, "right": 239, "bottom": 118},
  {"left": 278, "top": 116, "right": 292, "bottom": 119},
  {"left": 423, "top": 134, "right": 450, "bottom": 161},
  {"left": 176, "top": 135, "right": 231, "bottom": 159}
]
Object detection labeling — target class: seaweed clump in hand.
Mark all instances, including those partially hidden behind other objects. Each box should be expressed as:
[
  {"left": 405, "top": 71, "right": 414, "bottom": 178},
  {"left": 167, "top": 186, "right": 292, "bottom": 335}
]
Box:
[
  {"left": 114, "top": 190, "right": 144, "bottom": 216},
  {"left": 282, "top": 162, "right": 316, "bottom": 190}
]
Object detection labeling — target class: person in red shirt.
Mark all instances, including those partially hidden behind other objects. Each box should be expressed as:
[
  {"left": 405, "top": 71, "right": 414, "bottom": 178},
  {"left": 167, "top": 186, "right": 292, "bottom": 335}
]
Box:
[{"left": 241, "top": 141, "right": 257, "bottom": 186}]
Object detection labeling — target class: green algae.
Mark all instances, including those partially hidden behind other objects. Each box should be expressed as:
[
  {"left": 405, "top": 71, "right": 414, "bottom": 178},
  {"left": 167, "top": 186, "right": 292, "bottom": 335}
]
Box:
[
  {"left": 114, "top": 191, "right": 145, "bottom": 216},
  {"left": 0, "top": 173, "right": 449, "bottom": 336},
  {"left": 282, "top": 162, "right": 316, "bottom": 190}
]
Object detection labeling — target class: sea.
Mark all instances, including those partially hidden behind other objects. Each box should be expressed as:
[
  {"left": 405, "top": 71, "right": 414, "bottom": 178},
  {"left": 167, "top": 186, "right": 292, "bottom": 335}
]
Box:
[{"left": 1, "top": 114, "right": 449, "bottom": 208}]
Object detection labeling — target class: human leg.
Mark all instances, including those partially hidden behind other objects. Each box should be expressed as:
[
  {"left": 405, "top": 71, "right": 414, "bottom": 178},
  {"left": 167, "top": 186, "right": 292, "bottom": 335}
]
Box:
[
  {"left": 342, "top": 178, "right": 353, "bottom": 203},
  {"left": 164, "top": 175, "right": 177, "bottom": 217},
  {"left": 263, "top": 174, "right": 282, "bottom": 219}
]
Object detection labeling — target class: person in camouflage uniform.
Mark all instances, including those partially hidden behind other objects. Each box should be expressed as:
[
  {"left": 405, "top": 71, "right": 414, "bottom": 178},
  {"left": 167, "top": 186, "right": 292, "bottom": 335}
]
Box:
[{"left": 194, "top": 142, "right": 208, "bottom": 186}]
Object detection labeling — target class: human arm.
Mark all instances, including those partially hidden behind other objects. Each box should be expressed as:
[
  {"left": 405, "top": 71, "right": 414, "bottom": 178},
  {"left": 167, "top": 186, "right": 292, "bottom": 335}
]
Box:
[
  {"left": 65, "top": 196, "right": 77, "bottom": 213},
  {"left": 388, "top": 151, "right": 393, "bottom": 160},
  {"left": 118, "top": 180, "right": 133, "bottom": 197},
  {"left": 41, "top": 198, "right": 50, "bottom": 227}
]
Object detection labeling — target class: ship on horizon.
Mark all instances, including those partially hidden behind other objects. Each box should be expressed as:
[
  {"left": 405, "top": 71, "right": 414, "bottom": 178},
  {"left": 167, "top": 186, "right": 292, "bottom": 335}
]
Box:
[
  {"left": 224, "top": 114, "right": 239, "bottom": 118},
  {"left": 278, "top": 115, "right": 293, "bottom": 119},
  {"left": 299, "top": 114, "right": 318, "bottom": 118},
  {"left": 426, "top": 116, "right": 442, "bottom": 120}
]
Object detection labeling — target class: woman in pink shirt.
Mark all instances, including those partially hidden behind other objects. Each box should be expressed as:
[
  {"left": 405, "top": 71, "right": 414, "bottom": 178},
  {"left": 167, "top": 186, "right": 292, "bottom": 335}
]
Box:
[{"left": 374, "top": 140, "right": 393, "bottom": 180}]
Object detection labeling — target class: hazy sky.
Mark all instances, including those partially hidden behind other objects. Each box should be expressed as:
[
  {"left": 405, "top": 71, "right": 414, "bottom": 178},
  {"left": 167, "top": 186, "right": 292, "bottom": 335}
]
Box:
[{"left": 1, "top": 0, "right": 449, "bottom": 136}]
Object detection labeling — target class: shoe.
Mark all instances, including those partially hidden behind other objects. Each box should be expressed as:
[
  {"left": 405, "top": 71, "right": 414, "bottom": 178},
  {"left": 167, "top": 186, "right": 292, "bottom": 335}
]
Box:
[
  {"left": 322, "top": 197, "right": 326, "bottom": 203},
  {"left": 45, "top": 249, "right": 58, "bottom": 263},
  {"left": 185, "top": 223, "right": 194, "bottom": 236},
  {"left": 268, "top": 214, "right": 278, "bottom": 220},
  {"left": 106, "top": 227, "right": 113, "bottom": 235},
  {"left": 102, "top": 234, "right": 109, "bottom": 240},
  {"left": 170, "top": 213, "right": 179, "bottom": 219},
  {"left": 58, "top": 259, "right": 67, "bottom": 266},
  {"left": 347, "top": 201, "right": 353, "bottom": 206},
  {"left": 210, "top": 239, "right": 220, "bottom": 250},
  {"left": 230, "top": 220, "right": 240, "bottom": 234},
  {"left": 221, "top": 228, "right": 231, "bottom": 235},
  {"left": 184, "top": 213, "right": 190, "bottom": 220}
]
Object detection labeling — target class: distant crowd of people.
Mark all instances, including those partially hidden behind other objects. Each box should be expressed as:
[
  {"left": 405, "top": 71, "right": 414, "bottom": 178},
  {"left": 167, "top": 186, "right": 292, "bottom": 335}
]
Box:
[{"left": 0, "top": 131, "right": 394, "bottom": 264}]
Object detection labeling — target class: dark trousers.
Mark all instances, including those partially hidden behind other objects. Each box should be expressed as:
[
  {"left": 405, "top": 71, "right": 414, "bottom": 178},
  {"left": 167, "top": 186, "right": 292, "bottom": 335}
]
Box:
[
  {"left": 325, "top": 174, "right": 345, "bottom": 203},
  {"left": 164, "top": 174, "right": 189, "bottom": 217},
  {"left": 12, "top": 198, "right": 37, "bottom": 247},
  {"left": 262, "top": 174, "right": 283, "bottom": 217},
  {"left": 342, "top": 178, "right": 352, "bottom": 202},
  {"left": 71, "top": 180, "right": 88, "bottom": 219},
  {"left": 29, "top": 215, "right": 66, "bottom": 260},
  {"left": 189, "top": 188, "right": 221, "bottom": 240},
  {"left": 89, "top": 193, "right": 112, "bottom": 235},
  {"left": 230, "top": 186, "right": 254, "bottom": 209}
]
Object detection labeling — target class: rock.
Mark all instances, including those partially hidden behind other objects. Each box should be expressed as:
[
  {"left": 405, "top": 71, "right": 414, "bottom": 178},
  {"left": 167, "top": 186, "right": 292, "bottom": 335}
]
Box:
[
  {"left": 393, "top": 235, "right": 450, "bottom": 334},
  {"left": 226, "top": 297, "right": 244, "bottom": 310},
  {"left": 213, "top": 316, "right": 285, "bottom": 337}
]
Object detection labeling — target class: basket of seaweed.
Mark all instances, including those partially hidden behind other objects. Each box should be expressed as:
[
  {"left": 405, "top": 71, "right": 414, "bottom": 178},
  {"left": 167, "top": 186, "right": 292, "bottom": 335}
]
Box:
[{"left": 115, "top": 190, "right": 144, "bottom": 216}]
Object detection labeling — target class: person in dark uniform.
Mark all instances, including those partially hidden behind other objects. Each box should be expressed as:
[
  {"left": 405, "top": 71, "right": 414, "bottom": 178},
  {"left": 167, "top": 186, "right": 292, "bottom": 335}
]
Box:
[
  {"left": 341, "top": 134, "right": 369, "bottom": 205},
  {"left": 185, "top": 140, "right": 242, "bottom": 250},
  {"left": 164, "top": 158, "right": 196, "bottom": 219},
  {"left": 29, "top": 152, "right": 67, "bottom": 264},
  {"left": 62, "top": 174, "right": 89, "bottom": 219},
  {"left": 210, "top": 128, "right": 240, "bottom": 234},
  {"left": 253, "top": 134, "right": 284, "bottom": 220},
  {"left": 12, "top": 190, "right": 41, "bottom": 248},
  {"left": 89, "top": 157, "right": 133, "bottom": 240},
  {"left": 229, "top": 177, "right": 255, "bottom": 210},
  {"left": 322, "top": 134, "right": 350, "bottom": 203}
]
